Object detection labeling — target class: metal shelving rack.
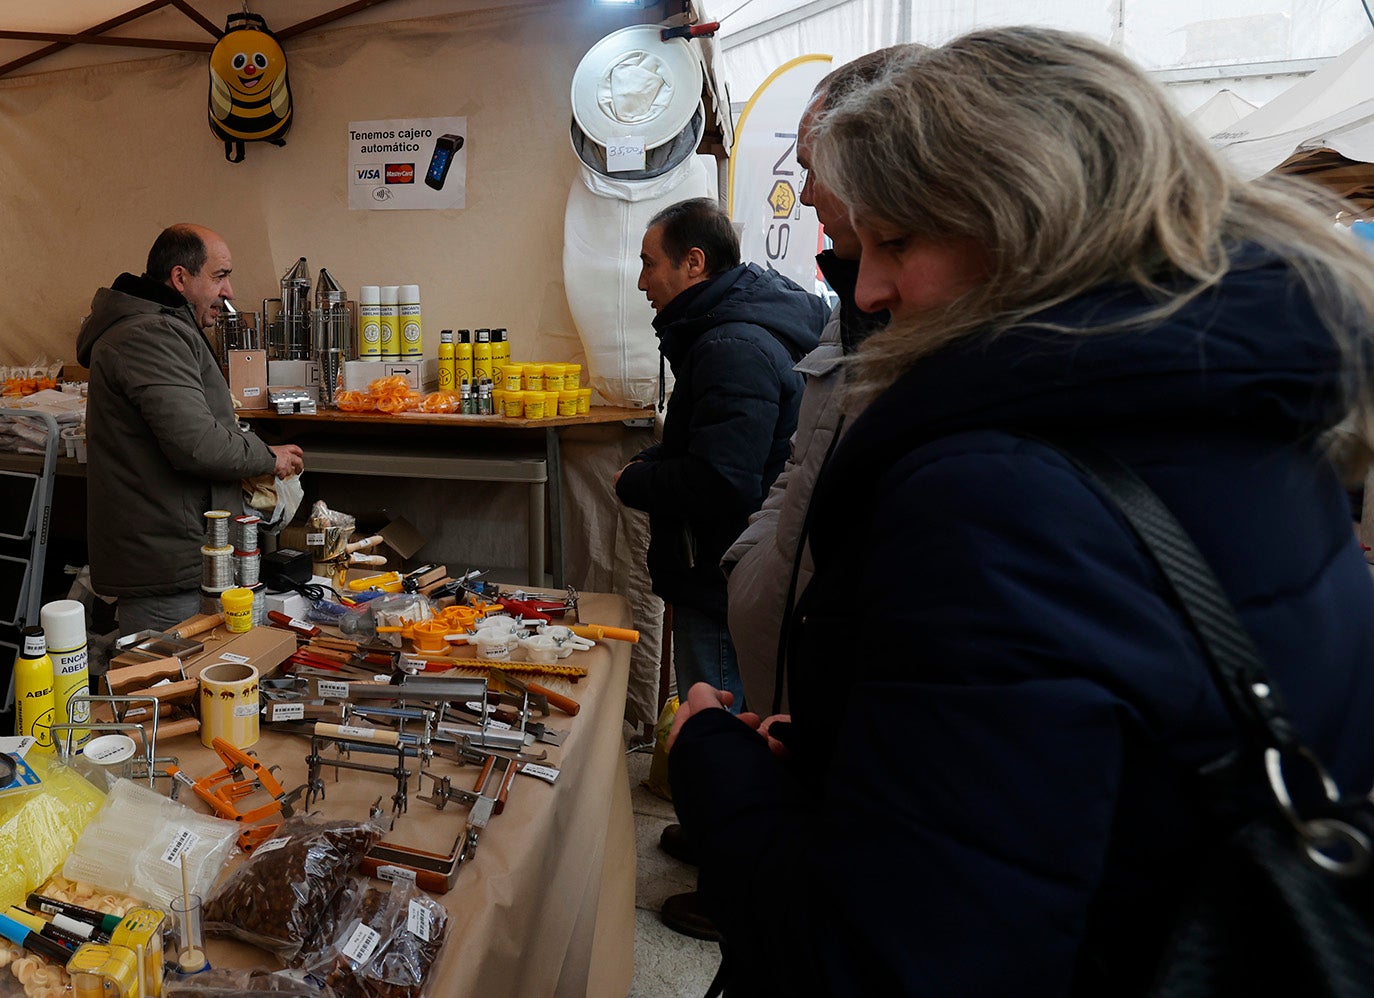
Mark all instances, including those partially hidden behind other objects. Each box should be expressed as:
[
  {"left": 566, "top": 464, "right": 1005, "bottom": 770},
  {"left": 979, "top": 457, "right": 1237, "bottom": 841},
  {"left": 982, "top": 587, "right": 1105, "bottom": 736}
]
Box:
[{"left": 0, "top": 407, "right": 59, "bottom": 710}]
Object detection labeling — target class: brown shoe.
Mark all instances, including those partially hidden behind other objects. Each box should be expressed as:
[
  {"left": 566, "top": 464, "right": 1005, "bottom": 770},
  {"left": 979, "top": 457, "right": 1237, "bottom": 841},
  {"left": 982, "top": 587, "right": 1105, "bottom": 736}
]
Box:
[
  {"left": 658, "top": 823, "right": 698, "bottom": 866},
  {"left": 660, "top": 891, "right": 721, "bottom": 942}
]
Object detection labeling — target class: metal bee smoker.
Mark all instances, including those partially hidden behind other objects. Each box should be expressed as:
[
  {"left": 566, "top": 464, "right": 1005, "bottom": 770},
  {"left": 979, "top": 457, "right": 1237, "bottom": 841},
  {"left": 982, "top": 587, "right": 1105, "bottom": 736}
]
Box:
[
  {"left": 313, "top": 268, "right": 356, "bottom": 408},
  {"left": 263, "top": 256, "right": 313, "bottom": 361}
]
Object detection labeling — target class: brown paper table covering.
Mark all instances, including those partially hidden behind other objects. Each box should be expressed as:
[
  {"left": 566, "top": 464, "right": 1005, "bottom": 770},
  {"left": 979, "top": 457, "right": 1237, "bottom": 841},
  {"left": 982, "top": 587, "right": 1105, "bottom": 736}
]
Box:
[{"left": 162, "top": 591, "right": 636, "bottom": 997}]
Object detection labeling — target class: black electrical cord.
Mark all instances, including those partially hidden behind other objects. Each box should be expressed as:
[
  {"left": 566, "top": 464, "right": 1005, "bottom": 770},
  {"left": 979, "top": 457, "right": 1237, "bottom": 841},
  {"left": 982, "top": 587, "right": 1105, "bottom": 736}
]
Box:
[
  {"left": 1362, "top": 0, "right": 1374, "bottom": 29},
  {"left": 263, "top": 572, "right": 342, "bottom": 603}
]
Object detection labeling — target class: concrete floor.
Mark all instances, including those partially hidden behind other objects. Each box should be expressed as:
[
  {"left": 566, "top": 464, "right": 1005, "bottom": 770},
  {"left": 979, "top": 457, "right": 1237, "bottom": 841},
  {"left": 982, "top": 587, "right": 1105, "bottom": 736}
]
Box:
[{"left": 624, "top": 744, "right": 721, "bottom": 998}]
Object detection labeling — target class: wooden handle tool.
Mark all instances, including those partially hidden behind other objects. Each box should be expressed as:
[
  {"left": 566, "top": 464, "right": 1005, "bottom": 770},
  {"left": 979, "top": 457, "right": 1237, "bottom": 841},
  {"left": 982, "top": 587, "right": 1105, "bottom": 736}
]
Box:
[
  {"left": 313, "top": 722, "right": 401, "bottom": 745},
  {"left": 569, "top": 623, "right": 640, "bottom": 643},
  {"left": 172, "top": 614, "right": 224, "bottom": 639}
]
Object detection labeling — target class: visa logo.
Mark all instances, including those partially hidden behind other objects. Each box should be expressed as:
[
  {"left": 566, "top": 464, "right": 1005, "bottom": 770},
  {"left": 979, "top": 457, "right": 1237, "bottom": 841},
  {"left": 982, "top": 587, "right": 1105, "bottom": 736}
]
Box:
[{"left": 353, "top": 164, "right": 382, "bottom": 184}]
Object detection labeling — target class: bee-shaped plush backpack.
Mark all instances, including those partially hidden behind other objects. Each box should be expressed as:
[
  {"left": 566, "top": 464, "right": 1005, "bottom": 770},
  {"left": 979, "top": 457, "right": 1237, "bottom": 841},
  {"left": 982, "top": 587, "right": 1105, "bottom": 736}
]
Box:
[{"left": 208, "top": 12, "right": 292, "bottom": 163}]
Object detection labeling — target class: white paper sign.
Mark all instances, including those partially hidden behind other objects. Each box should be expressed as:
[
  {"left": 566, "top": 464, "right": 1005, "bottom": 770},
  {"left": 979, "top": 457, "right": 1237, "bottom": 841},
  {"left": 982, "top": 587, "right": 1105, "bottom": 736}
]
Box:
[
  {"left": 605, "top": 135, "right": 646, "bottom": 173},
  {"left": 349, "top": 117, "right": 467, "bottom": 211},
  {"left": 271, "top": 703, "right": 305, "bottom": 721}
]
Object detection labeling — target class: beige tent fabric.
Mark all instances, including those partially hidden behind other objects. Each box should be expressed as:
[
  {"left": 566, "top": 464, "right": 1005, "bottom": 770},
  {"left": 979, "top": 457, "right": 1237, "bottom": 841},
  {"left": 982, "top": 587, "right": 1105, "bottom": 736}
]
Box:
[
  {"left": 0, "top": 0, "right": 669, "bottom": 724},
  {"left": 0, "top": 0, "right": 644, "bottom": 368}
]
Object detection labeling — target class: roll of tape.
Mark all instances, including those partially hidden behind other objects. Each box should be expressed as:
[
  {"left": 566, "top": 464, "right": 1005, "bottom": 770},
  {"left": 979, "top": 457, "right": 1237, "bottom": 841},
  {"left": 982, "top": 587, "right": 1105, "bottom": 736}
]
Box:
[{"left": 198, "top": 661, "right": 260, "bottom": 749}]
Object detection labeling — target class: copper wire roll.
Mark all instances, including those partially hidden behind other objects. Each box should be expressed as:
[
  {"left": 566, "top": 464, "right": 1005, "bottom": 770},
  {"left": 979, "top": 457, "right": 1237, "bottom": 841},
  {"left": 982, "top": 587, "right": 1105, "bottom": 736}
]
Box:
[
  {"left": 204, "top": 510, "right": 232, "bottom": 547},
  {"left": 201, "top": 544, "right": 234, "bottom": 589},
  {"left": 232, "top": 514, "right": 261, "bottom": 552},
  {"left": 234, "top": 548, "right": 261, "bottom": 586}
]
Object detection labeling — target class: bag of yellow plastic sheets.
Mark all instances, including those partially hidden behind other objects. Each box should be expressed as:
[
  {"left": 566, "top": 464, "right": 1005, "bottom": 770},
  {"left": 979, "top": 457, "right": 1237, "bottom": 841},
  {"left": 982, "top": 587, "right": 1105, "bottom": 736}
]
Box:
[
  {"left": 336, "top": 376, "right": 422, "bottom": 413},
  {"left": 418, "top": 391, "right": 461, "bottom": 413},
  {"left": 0, "top": 753, "right": 106, "bottom": 910}
]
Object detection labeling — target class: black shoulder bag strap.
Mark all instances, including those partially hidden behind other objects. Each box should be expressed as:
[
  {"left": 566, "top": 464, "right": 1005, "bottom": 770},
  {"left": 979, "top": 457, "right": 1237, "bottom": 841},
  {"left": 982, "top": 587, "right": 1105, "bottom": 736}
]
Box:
[
  {"left": 1043, "top": 439, "right": 1301, "bottom": 753},
  {"left": 1039, "top": 436, "right": 1374, "bottom": 996}
]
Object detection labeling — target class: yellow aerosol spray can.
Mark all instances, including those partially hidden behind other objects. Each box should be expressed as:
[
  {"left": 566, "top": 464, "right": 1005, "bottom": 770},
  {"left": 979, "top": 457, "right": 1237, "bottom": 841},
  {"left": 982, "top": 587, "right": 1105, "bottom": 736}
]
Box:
[
  {"left": 400, "top": 285, "right": 423, "bottom": 360},
  {"left": 473, "top": 328, "right": 492, "bottom": 384},
  {"left": 438, "top": 330, "right": 456, "bottom": 392},
  {"left": 456, "top": 329, "right": 474, "bottom": 388},
  {"left": 42, "top": 599, "right": 89, "bottom": 741},
  {"left": 358, "top": 286, "right": 382, "bottom": 359},
  {"left": 379, "top": 286, "right": 401, "bottom": 361},
  {"left": 14, "top": 626, "right": 55, "bottom": 752}
]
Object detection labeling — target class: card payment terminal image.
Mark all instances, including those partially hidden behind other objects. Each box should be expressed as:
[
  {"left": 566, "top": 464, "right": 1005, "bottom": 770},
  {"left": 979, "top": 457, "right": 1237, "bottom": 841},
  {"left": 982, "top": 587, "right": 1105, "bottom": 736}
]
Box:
[{"left": 426, "top": 133, "right": 465, "bottom": 190}]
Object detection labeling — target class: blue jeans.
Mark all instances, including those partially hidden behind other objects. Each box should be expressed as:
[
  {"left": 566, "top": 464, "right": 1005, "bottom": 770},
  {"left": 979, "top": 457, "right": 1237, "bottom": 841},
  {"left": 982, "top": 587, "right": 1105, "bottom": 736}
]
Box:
[{"left": 671, "top": 603, "right": 745, "bottom": 714}]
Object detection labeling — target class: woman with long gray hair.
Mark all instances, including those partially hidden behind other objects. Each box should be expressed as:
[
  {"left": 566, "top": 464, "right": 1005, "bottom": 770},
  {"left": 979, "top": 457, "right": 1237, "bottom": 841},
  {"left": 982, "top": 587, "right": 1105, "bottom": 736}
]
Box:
[{"left": 667, "top": 26, "right": 1374, "bottom": 995}]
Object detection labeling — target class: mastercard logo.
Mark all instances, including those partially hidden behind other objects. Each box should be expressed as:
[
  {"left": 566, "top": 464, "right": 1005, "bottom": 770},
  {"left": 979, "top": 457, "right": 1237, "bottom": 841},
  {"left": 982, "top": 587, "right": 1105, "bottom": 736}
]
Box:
[{"left": 385, "top": 164, "right": 415, "bottom": 184}]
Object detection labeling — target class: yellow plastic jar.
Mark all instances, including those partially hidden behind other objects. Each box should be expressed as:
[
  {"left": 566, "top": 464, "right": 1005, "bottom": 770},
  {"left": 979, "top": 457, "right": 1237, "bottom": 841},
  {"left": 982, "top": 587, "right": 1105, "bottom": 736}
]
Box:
[
  {"left": 523, "top": 391, "right": 546, "bottom": 419},
  {"left": 220, "top": 587, "right": 254, "bottom": 633},
  {"left": 503, "top": 391, "right": 524, "bottom": 418},
  {"left": 544, "top": 363, "right": 566, "bottom": 392},
  {"left": 557, "top": 390, "right": 579, "bottom": 416},
  {"left": 543, "top": 390, "right": 560, "bottom": 417},
  {"left": 564, "top": 363, "right": 582, "bottom": 390},
  {"left": 503, "top": 363, "right": 523, "bottom": 393},
  {"left": 577, "top": 387, "right": 592, "bottom": 414},
  {"left": 524, "top": 364, "right": 545, "bottom": 392}
]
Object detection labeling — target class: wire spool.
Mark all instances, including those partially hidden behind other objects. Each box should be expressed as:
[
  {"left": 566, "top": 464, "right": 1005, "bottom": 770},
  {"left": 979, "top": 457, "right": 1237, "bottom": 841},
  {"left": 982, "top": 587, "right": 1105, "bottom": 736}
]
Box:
[
  {"left": 204, "top": 510, "right": 232, "bottom": 547},
  {"left": 232, "top": 515, "right": 261, "bottom": 552},
  {"left": 200, "top": 584, "right": 233, "bottom": 616},
  {"left": 201, "top": 545, "right": 235, "bottom": 589},
  {"left": 248, "top": 582, "right": 266, "bottom": 625},
  {"left": 234, "top": 549, "right": 261, "bottom": 587}
]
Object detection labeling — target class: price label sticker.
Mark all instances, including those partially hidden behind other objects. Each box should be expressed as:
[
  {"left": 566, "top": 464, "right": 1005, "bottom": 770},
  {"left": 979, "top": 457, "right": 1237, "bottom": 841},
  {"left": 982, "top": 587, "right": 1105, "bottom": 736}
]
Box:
[
  {"left": 306, "top": 532, "right": 325, "bottom": 546},
  {"left": 162, "top": 827, "right": 202, "bottom": 864},
  {"left": 318, "top": 680, "right": 350, "bottom": 699},
  {"left": 255, "top": 836, "right": 291, "bottom": 856},
  {"left": 377, "top": 864, "right": 417, "bottom": 884},
  {"left": 233, "top": 704, "right": 257, "bottom": 718},
  {"left": 338, "top": 724, "right": 379, "bottom": 740},
  {"left": 520, "top": 764, "right": 560, "bottom": 784},
  {"left": 342, "top": 923, "right": 381, "bottom": 964},
  {"left": 407, "top": 900, "right": 433, "bottom": 941},
  {"left": 487, "top": 718, "right": 512, "bottom": 730},
  {"left": 271, "top": 703, "right": 306, "bottom": 721},
  {"left": 401, "top": 656, "right": 426, "bottom": 673},
  {"left": 288, "top": 617, "right": 312, "bottom": 631},
  {"left": 606, "top": 135, "right": 646, "bottom": 173},
  {"left": 219, "top": 652, "right": 251, "bottom": 664}
]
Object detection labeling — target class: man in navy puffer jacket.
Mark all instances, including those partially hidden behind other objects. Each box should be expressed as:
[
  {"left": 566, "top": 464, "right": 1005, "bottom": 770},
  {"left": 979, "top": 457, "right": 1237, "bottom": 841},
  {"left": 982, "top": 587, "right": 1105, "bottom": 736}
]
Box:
[{"left": 615, "top": 197, "right": 826, "bottom": 713}]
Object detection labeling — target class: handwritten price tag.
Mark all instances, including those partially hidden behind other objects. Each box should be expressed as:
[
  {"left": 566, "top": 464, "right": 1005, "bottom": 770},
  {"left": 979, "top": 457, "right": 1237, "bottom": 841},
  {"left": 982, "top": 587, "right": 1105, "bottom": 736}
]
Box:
[{"left": 606, "top": 135, "right": 646, "bottom": 173}]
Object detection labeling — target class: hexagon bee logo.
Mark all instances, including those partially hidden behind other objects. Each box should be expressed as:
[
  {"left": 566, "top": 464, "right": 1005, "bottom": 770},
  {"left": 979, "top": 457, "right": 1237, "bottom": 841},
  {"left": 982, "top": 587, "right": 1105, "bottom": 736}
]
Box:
[{"left": 768, "top": 180, "right": 797, "bottom": 220}]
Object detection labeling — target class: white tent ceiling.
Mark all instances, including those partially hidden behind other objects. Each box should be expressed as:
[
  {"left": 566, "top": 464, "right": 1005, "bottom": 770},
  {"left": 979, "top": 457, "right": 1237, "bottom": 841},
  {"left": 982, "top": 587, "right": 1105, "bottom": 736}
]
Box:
[
  {"left": 1213, "top": 32, "right": 1374, "bottom": 178},
  {"left": 709, "top": 0, "right": 1373, "bottom": 115},
  {"left": 0, "top": 0, "right": 483, "bottom": 78}
]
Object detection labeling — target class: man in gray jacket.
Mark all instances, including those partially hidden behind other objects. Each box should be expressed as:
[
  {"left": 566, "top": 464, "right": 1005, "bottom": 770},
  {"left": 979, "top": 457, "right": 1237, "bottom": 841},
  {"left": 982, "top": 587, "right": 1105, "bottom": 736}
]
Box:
[
  {"left": 77, "top": 223, "right": 304, "bottom": 634},
  {"left": 721, "top": 49, "right": 916, "bottom": 714}
]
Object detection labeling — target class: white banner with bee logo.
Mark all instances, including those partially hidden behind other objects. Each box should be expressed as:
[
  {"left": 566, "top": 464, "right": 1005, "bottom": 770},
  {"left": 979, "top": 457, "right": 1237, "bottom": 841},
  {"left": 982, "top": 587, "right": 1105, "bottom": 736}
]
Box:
[
  {"left": 348, "top": 116, "right": 467, "bottom": 211},
  {"left": 727, "top": 55, "right": 832, "bottom": 293}
]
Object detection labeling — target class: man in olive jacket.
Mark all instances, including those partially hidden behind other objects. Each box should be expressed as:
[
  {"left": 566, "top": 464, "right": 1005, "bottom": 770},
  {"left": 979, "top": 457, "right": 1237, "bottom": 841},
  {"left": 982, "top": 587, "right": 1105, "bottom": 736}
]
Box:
[{"left": 76, "top": 223, "right": 304, "bottom": 634}]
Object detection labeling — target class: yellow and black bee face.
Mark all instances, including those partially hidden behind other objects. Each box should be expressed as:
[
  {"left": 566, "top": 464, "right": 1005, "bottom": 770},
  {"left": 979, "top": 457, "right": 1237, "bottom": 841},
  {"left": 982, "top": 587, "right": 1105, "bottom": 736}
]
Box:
[{"left": 210, "top": 28, "right": 286, "bottom": 99}]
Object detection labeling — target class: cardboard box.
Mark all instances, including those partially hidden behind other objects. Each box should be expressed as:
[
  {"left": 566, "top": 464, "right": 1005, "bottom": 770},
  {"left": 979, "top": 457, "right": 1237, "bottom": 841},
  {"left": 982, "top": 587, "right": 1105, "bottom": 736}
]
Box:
[
  {"left": 183, "top": 624, "right": 299, "bottom": 681},
  {"left": 227, "top": 349, "right": 269, "bottom": 410},
  {"left": 344, "top": 357, "right": 437, "bottom": 393},
  {"left": 268, "top": 360, "right": 321, "bottom": 402}
]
